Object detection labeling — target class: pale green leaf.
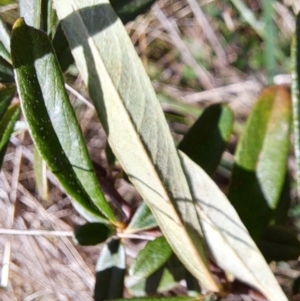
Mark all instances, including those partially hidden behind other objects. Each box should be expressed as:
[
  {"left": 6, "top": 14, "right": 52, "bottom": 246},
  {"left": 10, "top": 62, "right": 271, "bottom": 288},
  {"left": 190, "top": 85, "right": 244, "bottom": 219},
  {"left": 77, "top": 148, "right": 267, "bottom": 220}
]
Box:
[
  {"left": 54, "top": 0, "right": 220, "bottom": 292},
  {"left": 179, "top": 151, "right": 288, "bottom": 301},
  {"left": 19, "top": 0, "right": 42, "bottom": 28},
  {"left": 126, "top": 201, "right": 157, "bottom": 233}
]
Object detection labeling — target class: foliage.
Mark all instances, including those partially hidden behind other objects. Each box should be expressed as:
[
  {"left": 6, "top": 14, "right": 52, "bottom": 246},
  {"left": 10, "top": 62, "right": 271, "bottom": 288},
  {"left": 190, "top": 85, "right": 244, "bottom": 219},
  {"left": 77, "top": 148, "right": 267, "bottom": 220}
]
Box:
[{"left": 1, "top": 0, "right": 300, "bottom": 301}]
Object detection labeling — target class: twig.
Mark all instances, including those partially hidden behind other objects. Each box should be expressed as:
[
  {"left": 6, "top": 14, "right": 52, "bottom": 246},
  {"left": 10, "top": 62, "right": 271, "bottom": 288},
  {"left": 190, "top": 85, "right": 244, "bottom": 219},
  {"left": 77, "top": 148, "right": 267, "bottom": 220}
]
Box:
[
  {"left": 65, "top": 83, "right": 94, "bottom": 110},
  {"left": 0, "top": 228, "right": 157, "bottom": 241},
  {"left": 117, "top": 233, "right": 156, "bottom": 241},
  {"left": 0, "top": 228, "right": 73, "bottom": 237}
]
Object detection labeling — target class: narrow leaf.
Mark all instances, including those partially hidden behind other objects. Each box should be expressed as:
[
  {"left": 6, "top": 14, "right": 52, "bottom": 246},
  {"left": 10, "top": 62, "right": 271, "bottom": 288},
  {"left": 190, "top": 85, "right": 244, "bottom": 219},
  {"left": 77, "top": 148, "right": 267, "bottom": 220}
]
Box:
[
  {"left": 180, "top": 151, "right": 288, "bottom": 301},
  {"left": 33, "top": 146, "right": 48, "bottom": 200},
  {"left": 0, "top": 57, "right": 14, "bottom": 83},
  {"left": 126, "top": 201, "right": 157, "bottom": 233},
  {"left": 130, "top": 236, "right": 172, "bottom": 284},
  {"left": 228, "top": 86, "right": 291, "bottom": 241},
  {"left": 74, "top": 222, "right": 111, "bottom": 246},
  {"left": 41, "top": 0, "right": 58, "bottom": 36},
  {"left": 178, "top": 103, "right": 233, "bottom": 176},
  {"left": 11, "top": 18, "right": 115, "bottom": 223},
  {"left": 0, "top": 103, "right": 20, "bottom": 167},
  {"left": 95, "top": 239, "right": 126, "bottom": 301},
  {"left": 292, "top": 13, "right": 300, "bottom": 201},
  {"left": 0, "top": 86, "right": 16, "bottom": 120},
  {"left": 54, "top": 0, "right": 219, "bottom": 292}
]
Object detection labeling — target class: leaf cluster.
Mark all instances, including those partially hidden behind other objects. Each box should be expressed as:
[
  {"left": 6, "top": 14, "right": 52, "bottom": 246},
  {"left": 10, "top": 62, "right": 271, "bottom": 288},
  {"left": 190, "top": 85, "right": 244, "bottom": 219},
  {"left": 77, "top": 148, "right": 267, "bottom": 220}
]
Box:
[{"left": 0, "top": 1, "right": 299, "bottom": 301}]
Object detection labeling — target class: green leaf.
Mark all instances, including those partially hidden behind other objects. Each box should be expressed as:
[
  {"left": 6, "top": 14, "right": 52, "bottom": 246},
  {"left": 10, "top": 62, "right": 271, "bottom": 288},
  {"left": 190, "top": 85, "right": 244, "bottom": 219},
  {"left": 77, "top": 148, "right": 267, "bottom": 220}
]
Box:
[
  {"left": 110, "top": 0, "right": 156, "bottom": 24},
  {"left": 259, "top": 225, "right": 300, "bottom": 262},
  {"left": 11, "top": 18, "right": 116, "bottom": 223},
  {"left": 41, "top": 0, "right": 58, "bottom": 36},
  {"left": 228, "top": 86, "right": 291, "bottom": 241},
  {"left": 292, "top": 13, "right": 300, "bottom": 201},
  {"left": 126, "top": 201, "right": 157, "bottom": 233},
  {"left": 95, "top": 239, "right": 126, "bottom": 301},
  {"left": 74, "top": 222, "right": 111, "bottom": 246},
  {"left": 179, "top": 151, "right": 288, "bottom": 301},
  {"left": 54, "top": 0, "right": 220, "bottom": 292},
  {"left": 0, "top": 17, "right": 11, "bottom": 63},
  {"left": 129, "top": 237, "right": 172, "bottom": 284},
  {"left": 0, "top": 103, "right": 20, "bottom": 167},
  {"left": 33, "top": 146, "right": 48, "bottom": 200},
  {"left": 0, "top": 86, "right": 16, "bottom": 120},
  {"left": 178, "top": 103, "right": 233, "bottom": 176}
]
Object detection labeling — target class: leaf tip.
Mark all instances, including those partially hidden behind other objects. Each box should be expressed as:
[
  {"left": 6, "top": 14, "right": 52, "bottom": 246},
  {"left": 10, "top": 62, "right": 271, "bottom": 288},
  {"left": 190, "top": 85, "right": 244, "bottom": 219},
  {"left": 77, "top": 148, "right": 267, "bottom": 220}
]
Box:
[{"left": 12, "top": 18, "right": 26, "bottom": 31}]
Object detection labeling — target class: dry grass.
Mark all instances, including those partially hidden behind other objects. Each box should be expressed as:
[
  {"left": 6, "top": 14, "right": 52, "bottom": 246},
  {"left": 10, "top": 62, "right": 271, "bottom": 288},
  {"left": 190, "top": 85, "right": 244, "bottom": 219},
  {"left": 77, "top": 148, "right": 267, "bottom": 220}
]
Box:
[{"left": 1, "top": 0, "right": 300, "bottom": 300}]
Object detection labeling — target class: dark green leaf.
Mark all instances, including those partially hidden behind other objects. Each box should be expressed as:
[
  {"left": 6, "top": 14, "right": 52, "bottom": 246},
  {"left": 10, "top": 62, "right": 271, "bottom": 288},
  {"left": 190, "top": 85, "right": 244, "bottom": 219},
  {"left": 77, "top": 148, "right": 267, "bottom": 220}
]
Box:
[
  {"left": 259, "top": 225, "right": 300, "bottom": 262},
  {"left": 105, "top": 141, "right": 116, "bottom": 167},
  {"left": 95, "top": 239, "right": 126, "bottom": 301},
  {"left": 228, "top": 86, "right": 291, "bottom": 241},
  {"left": 11, "top": 18, "right": 115, "bottom": 223},
  {"left": 52, "top": 24, "right": 74, "bottom": 72},
  {"left": 0, "top": 103, "right": 19, "bottom": 167},
  {"left": 41, "top": 0, "right": 58, "bottom": 36},
  {"left": 110, "top": 0, "right": 156, "bottom": 24},
  {"left": 178, "top": 103, "right": 233, "bottom": 176},
  {"left": 0, "top": 57, "right": 14, "bottom": 83},
  {"left": 127, "top": 201, "right": 157, "bottom": 233},
  {"left": 292, "top": 13, "right": 300, "bottom": 201},
  {"left": 130, "top": 237, "right": 172, "bottom": 284},
  {"left": 74, "top": 222, "right": 111, "bottom": 246},
  {"left": 0, "top": 86, "right": 16, "bottom": 120}
]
